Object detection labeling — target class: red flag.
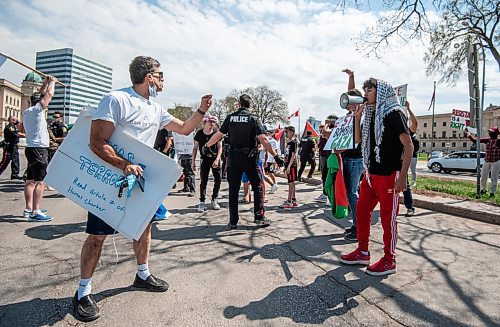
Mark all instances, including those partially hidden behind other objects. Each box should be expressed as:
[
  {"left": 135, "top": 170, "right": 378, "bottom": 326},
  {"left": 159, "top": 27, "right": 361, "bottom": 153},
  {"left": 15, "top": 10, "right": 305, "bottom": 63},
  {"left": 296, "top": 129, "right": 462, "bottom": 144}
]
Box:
[
  {"left": 274, "top": 128, "right": 285, "bottom": 141},
  {"left": 287, "top": 109, "right": 299, "bottom": 120},
  {"left": 303, "top": 120, "right": 319, "bottom": 138}
]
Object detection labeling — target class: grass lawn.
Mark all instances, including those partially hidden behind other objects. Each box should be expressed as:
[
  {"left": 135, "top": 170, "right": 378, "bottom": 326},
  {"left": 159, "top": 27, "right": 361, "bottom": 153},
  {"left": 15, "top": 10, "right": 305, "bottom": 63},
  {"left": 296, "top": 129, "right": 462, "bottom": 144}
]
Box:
[
  {"left": 415, "top": 175, "right": 500, "bottom": 206},
  {"left": 417, "top": 153, "right": 428, "bottom": 161}
]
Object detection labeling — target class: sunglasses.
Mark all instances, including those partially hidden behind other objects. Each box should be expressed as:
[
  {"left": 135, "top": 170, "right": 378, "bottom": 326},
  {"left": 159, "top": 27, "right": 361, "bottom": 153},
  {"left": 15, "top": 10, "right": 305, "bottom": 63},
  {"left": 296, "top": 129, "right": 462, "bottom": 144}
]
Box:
[{"left": 150, "top": 71, "right": 164, "bottom": 79}]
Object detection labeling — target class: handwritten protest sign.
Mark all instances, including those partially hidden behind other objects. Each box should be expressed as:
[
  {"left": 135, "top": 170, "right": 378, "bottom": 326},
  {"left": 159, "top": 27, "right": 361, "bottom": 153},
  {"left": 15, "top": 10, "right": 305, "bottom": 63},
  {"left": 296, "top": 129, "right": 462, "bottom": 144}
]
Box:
[
  {"left": 45, "top": 109, "right": 182, "bottom": 240},
  {"left": 451, "top": 109, "right": 476, "bottom": 133},
  {"left": 324, "top": 114, "right": 355, "bottom": 151},
  {"left": 394, "top": 84, "right": 408, "bottom": 114},
  {"left": 172, "top": 132, "right": 194, "bottom": 155}
]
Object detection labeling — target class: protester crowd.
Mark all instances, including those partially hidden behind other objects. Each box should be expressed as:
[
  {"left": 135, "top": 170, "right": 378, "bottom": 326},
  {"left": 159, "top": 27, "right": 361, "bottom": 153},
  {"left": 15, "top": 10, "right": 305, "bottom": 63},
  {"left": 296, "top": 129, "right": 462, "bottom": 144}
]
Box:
[{"left": 2, "top": 56, "right": 497, "bottom": 323}]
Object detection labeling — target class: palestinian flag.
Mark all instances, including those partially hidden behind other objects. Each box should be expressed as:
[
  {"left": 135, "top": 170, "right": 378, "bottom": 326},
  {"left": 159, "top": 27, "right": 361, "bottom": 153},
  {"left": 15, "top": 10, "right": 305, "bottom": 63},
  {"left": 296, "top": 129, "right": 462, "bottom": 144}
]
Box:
[
  {"left": 302, "top": 120, "right": 319, "bottom": 138},
  {"left": 324, "top": 153, "right": 348, "bottom": 219}
]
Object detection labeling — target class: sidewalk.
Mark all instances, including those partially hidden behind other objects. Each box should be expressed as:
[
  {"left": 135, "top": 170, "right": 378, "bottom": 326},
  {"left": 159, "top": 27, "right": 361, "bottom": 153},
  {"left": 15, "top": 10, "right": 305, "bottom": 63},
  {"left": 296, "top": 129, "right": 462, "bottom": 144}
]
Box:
[{"left": 279, "top": 174, "right": 500, "bottom": 225}]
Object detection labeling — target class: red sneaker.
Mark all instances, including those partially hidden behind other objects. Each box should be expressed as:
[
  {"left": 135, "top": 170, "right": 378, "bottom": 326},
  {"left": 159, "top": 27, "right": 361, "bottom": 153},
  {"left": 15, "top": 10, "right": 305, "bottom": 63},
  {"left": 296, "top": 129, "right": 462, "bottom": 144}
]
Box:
[
  {"left": 366, "top": 257, "right": 396, "bottom": 276},
  {"left": 340, "top": 248, "right": 371, "bottom": 265},
  {"left": 292, "top": 200, "right": 299, "bottom": 207}
]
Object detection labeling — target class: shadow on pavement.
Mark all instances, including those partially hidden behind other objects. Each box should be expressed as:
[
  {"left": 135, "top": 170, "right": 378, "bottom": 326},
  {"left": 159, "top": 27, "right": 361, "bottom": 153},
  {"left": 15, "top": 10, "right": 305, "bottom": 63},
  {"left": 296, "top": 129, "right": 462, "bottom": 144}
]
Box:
[
  {"left": 224, "top": 266, "right": 368, "bottom": 324},
  {"left": 0, "top": 286, "right": 138, "bottom": 326},
  {"left": 43, "top": 193, "right": 66, "bottom": 199},
  {"left": 25, "top": 222, "right": 86, "bottom": 240},
  {"left": 0, "top": 179, "right": 24, "bottom": 193}
]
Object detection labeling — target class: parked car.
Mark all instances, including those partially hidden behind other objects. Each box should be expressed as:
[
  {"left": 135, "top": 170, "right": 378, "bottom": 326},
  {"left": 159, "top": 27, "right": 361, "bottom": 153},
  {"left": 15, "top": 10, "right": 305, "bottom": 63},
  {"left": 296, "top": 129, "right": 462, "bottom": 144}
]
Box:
[
  {"left": 428, "top": 150, "right": 444, "bottom": 161},
  {"left": 427, "top": 151, "right": 485, "bottom": 173}
]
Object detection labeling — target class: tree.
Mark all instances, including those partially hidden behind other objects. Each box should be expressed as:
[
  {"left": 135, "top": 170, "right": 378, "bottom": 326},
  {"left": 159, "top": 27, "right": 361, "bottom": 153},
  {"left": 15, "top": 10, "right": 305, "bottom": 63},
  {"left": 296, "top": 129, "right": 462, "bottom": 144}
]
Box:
[
  {"left": 350, "top": 0, "right": 499, "bottom": 84},
  {"left": 231, "top": 86, "right": 288, "bottom": 125},
  {"left": 167, "top": 105, "right": 192, "bottom": 121},
  {"left": 211, "top": 96, "right": 238, "bottom": 124}
]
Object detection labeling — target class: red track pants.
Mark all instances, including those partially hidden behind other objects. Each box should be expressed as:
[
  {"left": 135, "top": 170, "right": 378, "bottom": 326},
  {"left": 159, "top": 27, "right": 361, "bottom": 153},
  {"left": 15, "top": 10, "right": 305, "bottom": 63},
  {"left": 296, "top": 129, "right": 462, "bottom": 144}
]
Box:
[{"left": 356, "top": 171, "right": 400, "bottom": 261}]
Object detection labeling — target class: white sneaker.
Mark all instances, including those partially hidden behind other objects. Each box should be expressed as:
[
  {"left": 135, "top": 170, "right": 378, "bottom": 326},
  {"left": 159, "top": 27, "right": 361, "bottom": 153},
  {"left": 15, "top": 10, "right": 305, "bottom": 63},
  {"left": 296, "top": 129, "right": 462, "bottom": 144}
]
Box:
[
  {"left": 211, "top": 199, "right": 220, "bottom": 210},
  {"left": 325, "top": 198, "right": 330, "bottom": 206},
  {"left": 23, "top": 209, "right": 31, "bottom": 218},
  {"left": 269, "top": 184, "right": 279, "bottom": 194},
  {"left": 197, "top": 202, "right": 206, "bottom": 212},
  {"left": 315, "top": 194, "right": 327, "bottom": 202}
]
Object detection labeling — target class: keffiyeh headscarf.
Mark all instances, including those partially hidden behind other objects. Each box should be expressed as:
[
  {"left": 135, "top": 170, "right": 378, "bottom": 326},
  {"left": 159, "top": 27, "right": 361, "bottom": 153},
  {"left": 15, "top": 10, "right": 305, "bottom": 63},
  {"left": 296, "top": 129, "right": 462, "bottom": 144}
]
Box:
[{"left": 361, "top": 79, "right": 403, "bottom": 184}]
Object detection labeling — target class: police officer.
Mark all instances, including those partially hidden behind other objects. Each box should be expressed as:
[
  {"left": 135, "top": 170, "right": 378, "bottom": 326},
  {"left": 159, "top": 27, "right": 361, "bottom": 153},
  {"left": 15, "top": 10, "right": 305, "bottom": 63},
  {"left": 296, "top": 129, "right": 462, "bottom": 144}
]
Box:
[
  {"left": 2, "top": 116, "right": 25, "bottom": 179},
  {"left": 298, "top": 130, "right": 316, "bottom": 180},
  {"left": 50, "top": 111, "right": 68, "bottom": 143},
  {"left": 204, "top": 94, "right": 283, "bottom": 229}
]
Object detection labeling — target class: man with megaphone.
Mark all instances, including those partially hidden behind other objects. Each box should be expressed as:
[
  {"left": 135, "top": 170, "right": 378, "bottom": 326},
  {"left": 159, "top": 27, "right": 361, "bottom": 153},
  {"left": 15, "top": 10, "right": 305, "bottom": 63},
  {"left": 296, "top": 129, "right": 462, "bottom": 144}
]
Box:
[{"left": 339, "top": 75, "right": 414, "bottom": 277}]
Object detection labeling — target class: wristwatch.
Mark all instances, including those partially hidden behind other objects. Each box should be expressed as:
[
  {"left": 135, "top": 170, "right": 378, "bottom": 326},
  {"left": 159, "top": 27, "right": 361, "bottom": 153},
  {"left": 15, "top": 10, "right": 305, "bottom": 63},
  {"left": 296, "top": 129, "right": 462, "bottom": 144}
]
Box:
[{"left": 197, "top": 108, "right": 206, "bottom": 115}]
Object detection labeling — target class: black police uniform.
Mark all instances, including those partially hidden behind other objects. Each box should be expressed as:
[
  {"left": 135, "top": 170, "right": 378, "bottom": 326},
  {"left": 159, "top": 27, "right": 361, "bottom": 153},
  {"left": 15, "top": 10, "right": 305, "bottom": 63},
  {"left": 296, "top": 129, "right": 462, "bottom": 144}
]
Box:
[
  {"left": 50, "top": 121, "right": 68, "bottom": 141},
  {"left": 2, "top": 122, "right": 21, "bottom": 178},
  {"left": 298, "top": 134, "right": 316, "bottom": 179},
  {"left": 219, "top": 107, "right": 266, "bottom": 226}
]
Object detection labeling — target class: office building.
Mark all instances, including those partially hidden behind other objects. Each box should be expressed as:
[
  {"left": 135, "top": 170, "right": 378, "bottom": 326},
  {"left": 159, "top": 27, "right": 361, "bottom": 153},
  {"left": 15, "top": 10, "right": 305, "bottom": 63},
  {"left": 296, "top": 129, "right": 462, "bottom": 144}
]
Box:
[{"left": 35, "top": 48, "right": 112, "bottom": 124}]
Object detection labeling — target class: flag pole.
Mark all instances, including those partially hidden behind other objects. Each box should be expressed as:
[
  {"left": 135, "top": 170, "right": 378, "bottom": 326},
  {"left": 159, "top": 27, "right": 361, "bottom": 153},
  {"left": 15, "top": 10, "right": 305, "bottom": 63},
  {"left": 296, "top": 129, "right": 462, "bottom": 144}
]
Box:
[
  {"left": 430, "top": 81, "right": 436, "bottom": 157},
  {"left": 298, "top": 108, "right": 301, "bottom": 138},
  {"left": 0, "top": 51, "right": 67, "bottom": 87}
]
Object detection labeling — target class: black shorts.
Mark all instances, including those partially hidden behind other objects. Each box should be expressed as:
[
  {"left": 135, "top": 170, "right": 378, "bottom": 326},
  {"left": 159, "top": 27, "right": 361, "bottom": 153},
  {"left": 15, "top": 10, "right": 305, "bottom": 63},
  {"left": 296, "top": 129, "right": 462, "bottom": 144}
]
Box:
[
  {"left": 287, "top": 165, "right": 297, "bottom": 183},
  {"left": 85, "top": 212, "right": 156, "bottom": 236},
  {"left": 25, "top": 147, "right": 48, "bottom": 181},
  {"left": 264, "top": 163, "right": 274, "bottom": 174}
]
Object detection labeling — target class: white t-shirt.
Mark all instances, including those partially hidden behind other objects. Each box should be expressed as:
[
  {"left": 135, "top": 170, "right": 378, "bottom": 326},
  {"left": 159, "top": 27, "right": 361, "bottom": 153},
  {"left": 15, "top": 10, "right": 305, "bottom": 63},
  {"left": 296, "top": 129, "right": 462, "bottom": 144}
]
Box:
[
  {"left": 23, "top": 102, "right": 49, "bottom": 148},
  {"left": 266, "top": 137, "right": 280, "bottom": 163},
  {"left": 93, "top": 87, "right": 174, "bottom": 148}
]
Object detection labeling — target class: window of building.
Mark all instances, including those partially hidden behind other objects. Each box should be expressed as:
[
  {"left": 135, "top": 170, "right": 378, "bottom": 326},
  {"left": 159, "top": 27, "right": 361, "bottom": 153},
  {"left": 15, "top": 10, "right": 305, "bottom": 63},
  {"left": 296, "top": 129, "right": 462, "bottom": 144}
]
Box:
[
  {"left": 433, "top": 122, "right": 436, "bottom": 127},
  {"left": 423, "top": 142, "right": 426, "bottom": 147},
  {"left": 424, "top": 122, "right": 427, "bottom": 128},
  {"left": 452, "top": 142, "right": 456, "bottom": 147},
  {"left": 443, "top": 121, "right": 447, "bottom": 127},
  {"left": 433, "top": 142, "right": 436, "bottom": 147},
  {"left": 422, "top": 132, "right": 427, "bottom": 138},
  {"left": 441, "top": 142, "right": 445, "bottom": 147},
  {"left": 463, "top": 142, "right": 467, "bottom": 147},
  {"left": 452, "top": 131, "right": 457, "bottom": 138},
  {"left": 442, "top": 131, "right": 446, "bottom": 138}
]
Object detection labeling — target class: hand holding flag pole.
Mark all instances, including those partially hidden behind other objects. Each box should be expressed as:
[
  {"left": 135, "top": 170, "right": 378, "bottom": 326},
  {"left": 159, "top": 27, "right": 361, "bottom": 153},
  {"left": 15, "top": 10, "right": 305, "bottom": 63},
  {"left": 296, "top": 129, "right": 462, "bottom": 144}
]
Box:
[{"left": 0, "top": 51, "right": 67, "bottom": 87}]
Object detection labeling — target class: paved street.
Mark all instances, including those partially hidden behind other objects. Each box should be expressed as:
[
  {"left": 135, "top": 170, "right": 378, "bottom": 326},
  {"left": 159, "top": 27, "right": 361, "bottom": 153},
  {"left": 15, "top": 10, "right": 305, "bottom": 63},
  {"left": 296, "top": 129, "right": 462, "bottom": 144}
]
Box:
[{"left": 0, "top": 158, "right": 499, "bottom": 326}]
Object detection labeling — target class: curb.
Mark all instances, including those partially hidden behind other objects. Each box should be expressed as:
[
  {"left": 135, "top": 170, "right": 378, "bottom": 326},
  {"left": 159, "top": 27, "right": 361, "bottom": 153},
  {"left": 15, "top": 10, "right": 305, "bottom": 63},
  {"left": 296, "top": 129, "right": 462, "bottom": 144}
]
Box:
[{"left": 276, "top": 173, "right": 500, "bottom": 225}]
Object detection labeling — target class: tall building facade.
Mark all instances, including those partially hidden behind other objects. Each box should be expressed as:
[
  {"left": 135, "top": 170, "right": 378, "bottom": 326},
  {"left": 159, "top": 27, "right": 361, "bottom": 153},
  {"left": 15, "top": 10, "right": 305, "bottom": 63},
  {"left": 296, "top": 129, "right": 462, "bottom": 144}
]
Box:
[
  {"left": 35, "top": 48, "right": 112, "bottom": 124},
  {"left": 0, "top": 79, "right": 23, "bottom": 137}
]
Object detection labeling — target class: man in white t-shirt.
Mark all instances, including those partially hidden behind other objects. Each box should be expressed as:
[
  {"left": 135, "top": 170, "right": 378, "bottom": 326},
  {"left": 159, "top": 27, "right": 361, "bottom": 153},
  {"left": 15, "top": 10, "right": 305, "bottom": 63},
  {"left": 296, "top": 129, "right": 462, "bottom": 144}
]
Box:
[
  {"left": 21, "top": 75, "right": 57, "bottom": 222},
  {"left": 73, "top": 56, "right": 212, "bottom": 323},
  {"left": 264, "top": 127, "right": 279, "bottom": 193}
]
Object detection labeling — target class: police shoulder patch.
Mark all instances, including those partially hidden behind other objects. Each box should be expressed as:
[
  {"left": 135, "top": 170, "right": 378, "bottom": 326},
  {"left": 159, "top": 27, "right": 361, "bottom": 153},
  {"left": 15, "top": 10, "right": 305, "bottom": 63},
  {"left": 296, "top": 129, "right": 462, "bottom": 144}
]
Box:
[{"left": 8, "top": 127, "right": 15, "bottom": 132}]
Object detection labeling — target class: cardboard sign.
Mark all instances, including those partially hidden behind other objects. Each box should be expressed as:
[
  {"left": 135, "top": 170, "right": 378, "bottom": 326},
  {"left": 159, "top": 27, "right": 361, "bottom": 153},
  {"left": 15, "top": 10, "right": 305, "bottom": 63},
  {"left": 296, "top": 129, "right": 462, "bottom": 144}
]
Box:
[
  {"left": 451, "top": 109, "right": 473, "bottom": 131},
  {"left": 394, "top": 84, "right": 408, "bottom": 114},
  {"left": 324, "top": 114, "right": 355, "bottom": 151},
  {"left": 45, "top": 109, "right": 182, "bottom": 240},
  {"left": 172, "top": 132, "right": 194, "bottom": 155}
]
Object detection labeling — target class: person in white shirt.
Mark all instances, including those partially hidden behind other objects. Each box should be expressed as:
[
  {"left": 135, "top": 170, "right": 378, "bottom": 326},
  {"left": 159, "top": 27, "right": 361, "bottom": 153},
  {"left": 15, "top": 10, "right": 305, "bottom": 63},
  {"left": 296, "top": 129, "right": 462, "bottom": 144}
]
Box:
[
  {"left": 73, "top": 56, "right": 212, "bottom": 322},
  {"left": 264, "top": 127, "right": 279, "bottom": 193},
  {"left": 22, "top": 75, "right": 57, "bottom": 222}
]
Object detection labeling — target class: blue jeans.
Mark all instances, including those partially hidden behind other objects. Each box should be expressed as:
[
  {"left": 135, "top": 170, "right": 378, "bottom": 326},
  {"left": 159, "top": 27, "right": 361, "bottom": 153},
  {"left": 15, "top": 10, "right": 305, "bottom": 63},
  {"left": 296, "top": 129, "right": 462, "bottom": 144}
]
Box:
[
  {"left": 403, "top": 178, "right": 414, "bottom": 210},
  {"left": 342, "top": 157, "right": 363, "bottom": 225}
]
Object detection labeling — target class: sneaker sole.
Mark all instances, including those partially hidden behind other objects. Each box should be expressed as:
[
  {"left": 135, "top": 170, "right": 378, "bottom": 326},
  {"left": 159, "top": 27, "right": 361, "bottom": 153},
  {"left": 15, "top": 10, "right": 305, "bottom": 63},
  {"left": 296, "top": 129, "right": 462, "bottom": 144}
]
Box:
[
  {"left": 30, "top": 217, "right": 53, "bottom": 222},
  {"left": 365, "top": 268, "right": 397, "bottom": 276},
  {"left": 133, "top": 281, "right": 169, "bottom": 292},
  {"left": 339, "top": 258, "right": 370, "bottom": 265}
]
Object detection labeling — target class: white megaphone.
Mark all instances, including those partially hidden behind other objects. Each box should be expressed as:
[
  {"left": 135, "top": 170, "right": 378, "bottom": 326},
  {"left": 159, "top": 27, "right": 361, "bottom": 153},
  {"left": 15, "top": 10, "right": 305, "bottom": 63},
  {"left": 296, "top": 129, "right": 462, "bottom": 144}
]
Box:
[{"left": 340, "top": 93, "right": 367, "bottom": 109}]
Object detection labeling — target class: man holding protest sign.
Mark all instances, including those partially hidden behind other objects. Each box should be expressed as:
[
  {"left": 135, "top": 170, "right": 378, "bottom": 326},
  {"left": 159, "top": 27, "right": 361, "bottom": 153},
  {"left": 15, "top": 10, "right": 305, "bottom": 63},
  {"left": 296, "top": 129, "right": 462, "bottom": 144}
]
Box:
[
  {"left": 340, "top": 78, "right": 413, "bottom": 276},
  {"left": 73, "top": 56, "right": 212, "bottom": 322}
]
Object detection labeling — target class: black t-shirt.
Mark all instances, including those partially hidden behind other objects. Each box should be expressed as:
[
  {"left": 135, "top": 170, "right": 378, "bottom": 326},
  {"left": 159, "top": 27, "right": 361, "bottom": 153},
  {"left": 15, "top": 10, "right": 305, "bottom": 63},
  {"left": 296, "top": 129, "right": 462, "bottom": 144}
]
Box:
[
  {"left": 153, "top": 129, "right": 172, "bottom": 153},
  {"left": 299, "top": 136, "right": 315, "bottom": 158},
  {"left": 342, "top": 143, "right": 362, "bottom": 159},
  {"left": 285, "top": 139, "right": 298, "bottom": 166},
  {"left": 3, "top": 123, "right": 19, "bottom": 145},
  {"left": 368, "top": 110, "right": 409, "bottom": 175},
  {"left": 410, "top": 131, "right": 420, "bottom": 158},
  {"left": 219, "top": 108, "right": 265, "bottom": 149},
  {"left": 194, "top": 129, "right": 218, "bottom": 159}
]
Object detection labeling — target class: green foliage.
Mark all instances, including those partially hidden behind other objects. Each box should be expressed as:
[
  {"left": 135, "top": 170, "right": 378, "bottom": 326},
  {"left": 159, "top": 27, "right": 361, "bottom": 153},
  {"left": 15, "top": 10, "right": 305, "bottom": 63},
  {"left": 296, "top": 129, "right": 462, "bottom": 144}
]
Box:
[{"left": 416, "top": 176, "right": 500, "bottom": 205}]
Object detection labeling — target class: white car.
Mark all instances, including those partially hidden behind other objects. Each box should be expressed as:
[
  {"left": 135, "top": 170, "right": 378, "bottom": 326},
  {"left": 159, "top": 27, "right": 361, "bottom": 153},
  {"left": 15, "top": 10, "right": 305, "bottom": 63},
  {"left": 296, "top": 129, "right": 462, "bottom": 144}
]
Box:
[{"left": 427, "top": 151, "right": 485, "bottom": 173}]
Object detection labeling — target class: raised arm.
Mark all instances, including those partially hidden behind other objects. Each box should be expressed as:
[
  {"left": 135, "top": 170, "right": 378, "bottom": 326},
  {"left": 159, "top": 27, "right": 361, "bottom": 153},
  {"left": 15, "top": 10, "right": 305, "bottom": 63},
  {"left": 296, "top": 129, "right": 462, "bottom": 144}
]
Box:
[
  {"left": 165, "top": 95, "right": 212, "bottom": 135},
  {"left": 40, "top": 76, "right": 57, "bottom": 109},
  {"left": 343, "top": 68, "right": 355, "bottom": 90},
  {"left": 405, "top": 100, "right": 418, "bottom": 133}
]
